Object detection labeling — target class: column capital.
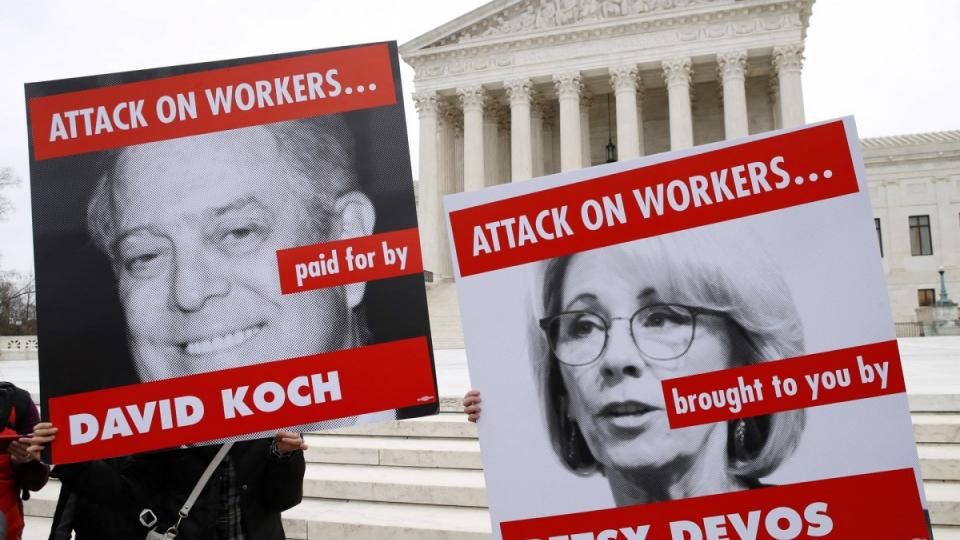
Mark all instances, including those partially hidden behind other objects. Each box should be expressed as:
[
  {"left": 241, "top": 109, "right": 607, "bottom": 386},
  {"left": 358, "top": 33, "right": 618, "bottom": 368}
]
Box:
[
  {"left": 609, "top": 64, "right": 640, "bottom": 93},
  {"left": 767, "top": 75, "right": 780, "bottom": 101},
  {"left": 457, "top": 85, "right": 487, "bottom": 111},
  {"left": 553, "top": 72, "right": 584, "bottom": 99},
  {"left": 530, "top": 96, "right": 548, "bottom": 119},
  {"left": 580, "top": 91, "right": 593, "bottom": 109},
  {"left": 717, "top": 50, "right": 747, "bottom": 83},
  {"left": 438, "top": 101, "right": 462, "bottom": 131},
  {"left": 662, "top": 57, "right": 693, "bottom": 87},
  {"left": 412, "top": 91, "right": 439, "bottom": 115},
  {"left": 772, "top": 44, "right": 805, "bottom": 73},
  {"left": 496, "top": 106, "right": 511, "bottom": 130},
  {"left": 505, "top": 78, "right": 534, "bottom": 105}
]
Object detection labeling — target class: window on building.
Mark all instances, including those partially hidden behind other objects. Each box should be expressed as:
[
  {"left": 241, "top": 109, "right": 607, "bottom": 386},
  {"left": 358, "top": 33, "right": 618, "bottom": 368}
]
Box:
[
  {"left": 918, "top": 289, "right": 935, "bottom": 307},
  {"left": 909, "top": 215, "right": 933, "bottom": 256},
  {"left": 875, "top": 218, "right": 883, "bottom": 257}
]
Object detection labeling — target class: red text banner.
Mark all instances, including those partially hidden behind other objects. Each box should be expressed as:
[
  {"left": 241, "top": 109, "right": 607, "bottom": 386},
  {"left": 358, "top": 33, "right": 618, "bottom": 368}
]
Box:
[
  {"left": 29, "top": 43, "right": 396, "bottom": 160},
  {"left": 662, "top": 340, "right": 905, "bottom": 429},
  {"left": 500, "top": 468, "right": 928, "bottom": 540},
  {"left": 47, "top": 337, "right": 435, "bottom": 464},
  {"left": 449, "top": 121, "right": 858, "bottom": 277},
  {"left": 276, "top": 227, "right": 423, "bottom": 294}
]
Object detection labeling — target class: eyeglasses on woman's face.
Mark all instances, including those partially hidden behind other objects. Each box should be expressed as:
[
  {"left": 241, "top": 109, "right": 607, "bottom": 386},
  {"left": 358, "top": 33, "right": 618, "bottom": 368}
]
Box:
[{"left": 538, "top": 304, "right": 726, "bottom": 367}]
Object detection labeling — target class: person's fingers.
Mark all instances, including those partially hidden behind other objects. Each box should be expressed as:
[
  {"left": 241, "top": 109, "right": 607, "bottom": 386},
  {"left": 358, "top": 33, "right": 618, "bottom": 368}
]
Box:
[
  {"left": 467, "top": 412, "right": 479, "bottom": 423},
  {"left": 464, "top": 404, "right": 481, "bottom": 415},
  {"left": 462, "top": 390, "right": 481, "bottom": 407},
  {"left": 276, "top": 432, "right": 306, "bottom": 452},
  {"left": 30, "top": 424, "right": 58, "bottom": 439}
]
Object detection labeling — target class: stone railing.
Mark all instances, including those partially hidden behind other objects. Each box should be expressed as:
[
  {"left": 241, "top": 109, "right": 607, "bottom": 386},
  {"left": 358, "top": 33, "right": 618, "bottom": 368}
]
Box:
[{"left": 0, "top": 336, "right": 38, "bottom": 351}]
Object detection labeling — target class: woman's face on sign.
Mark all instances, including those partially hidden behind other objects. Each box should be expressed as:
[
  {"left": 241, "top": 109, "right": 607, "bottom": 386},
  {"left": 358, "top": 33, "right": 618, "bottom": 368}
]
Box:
[{"left": 556, "top": 245, "right": 735, "bottom": 474}]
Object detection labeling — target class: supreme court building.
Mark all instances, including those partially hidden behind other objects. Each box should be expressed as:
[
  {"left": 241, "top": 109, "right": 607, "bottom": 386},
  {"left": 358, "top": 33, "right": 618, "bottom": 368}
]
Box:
[{"left": 400, "top": 0, "right": 960, "bottom": 325}]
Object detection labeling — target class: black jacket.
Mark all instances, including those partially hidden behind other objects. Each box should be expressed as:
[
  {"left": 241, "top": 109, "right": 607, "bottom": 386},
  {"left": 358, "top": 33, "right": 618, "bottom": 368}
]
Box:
[{"left": 55, "top": 439, "right": 305, "bottom": 540}]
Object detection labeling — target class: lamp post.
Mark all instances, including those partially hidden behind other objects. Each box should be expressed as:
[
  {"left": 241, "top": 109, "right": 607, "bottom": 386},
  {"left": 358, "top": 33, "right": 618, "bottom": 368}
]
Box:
[{"left": 938, "top": 266, "right": 956, "bottom": 307}]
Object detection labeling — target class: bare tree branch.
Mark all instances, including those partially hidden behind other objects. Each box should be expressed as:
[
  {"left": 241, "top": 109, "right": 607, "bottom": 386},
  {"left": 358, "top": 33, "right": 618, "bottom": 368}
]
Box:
[{"left": 0, "top": 167, "right": 22, "bottom": 221}]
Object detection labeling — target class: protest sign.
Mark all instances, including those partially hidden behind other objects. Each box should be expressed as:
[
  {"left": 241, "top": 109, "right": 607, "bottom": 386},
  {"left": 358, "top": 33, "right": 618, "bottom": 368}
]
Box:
[
  {"left": 445, "top": 118, "right": 930, "bottom": 539},
  {"left": 26, "top": 42, "right": 438, "bottom": 464}
]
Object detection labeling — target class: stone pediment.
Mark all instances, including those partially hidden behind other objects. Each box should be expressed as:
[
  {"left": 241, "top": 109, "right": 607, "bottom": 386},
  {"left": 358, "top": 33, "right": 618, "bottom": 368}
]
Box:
[{"left": 411, "top": 0, "right": 731, "bottom": 50}]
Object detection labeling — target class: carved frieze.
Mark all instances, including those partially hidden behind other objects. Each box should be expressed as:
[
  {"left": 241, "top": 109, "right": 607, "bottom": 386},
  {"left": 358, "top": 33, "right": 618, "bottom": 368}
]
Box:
[{"left": 431, "top": 0, "right": 726, "bottom": 47}]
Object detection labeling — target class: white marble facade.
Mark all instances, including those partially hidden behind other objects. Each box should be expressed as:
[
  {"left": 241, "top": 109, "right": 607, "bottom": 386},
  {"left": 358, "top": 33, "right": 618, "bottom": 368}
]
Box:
[
  {"left": 863, "top": 132, "right": 960, "bottom": 323},
  {"left": 401, "top": 0, "right": 812, "bottom": 280},
  {"left": 402, "top": 0, "right": 960, "bottom": 324}
]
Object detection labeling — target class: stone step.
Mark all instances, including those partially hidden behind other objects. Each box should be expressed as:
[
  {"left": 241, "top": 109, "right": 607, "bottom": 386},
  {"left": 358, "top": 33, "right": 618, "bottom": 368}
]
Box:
[
  {"left": 24, "top": 481, "right": 59, "bottom": 518},
  {"left": 304, "top": 434, "right": 482, "bottom": 469},
  {"left": 911, "top": 394, "right": 960, "bottom": 413},
  {"left": 284, "top": 498, "right": 491, "bottom": 540},
  {"left": 915, "top": 413, "right": 960, "bottom": 443},
  {"left": 303, "top": 463, "right": 487, "bottom": 507},
  {"left": 24, "top": 515, "right": 53, "bottom": 540},
  {"left": 920, "top": 443, "right": 960, "bottom": 480},
  {"left": 934, "top": 525, "right": 960, "bottom": 539},
  {"left": 927, "top": 481, "right": 960, "bottom": 526},
  {"left": 22, "top": 473, "right": 960, "bottom": 534},
  {"left": 319, "top": 412, "right": 476, "bottom": 439}
]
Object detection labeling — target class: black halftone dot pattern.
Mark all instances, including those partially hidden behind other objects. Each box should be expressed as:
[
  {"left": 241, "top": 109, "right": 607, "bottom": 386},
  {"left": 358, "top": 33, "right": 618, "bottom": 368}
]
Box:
[
  {"left": 27, "top": 43, "right": 437, "bottom": 447},
  {"left": 529, "top": 226, "right": 805, "bottom": 501}
]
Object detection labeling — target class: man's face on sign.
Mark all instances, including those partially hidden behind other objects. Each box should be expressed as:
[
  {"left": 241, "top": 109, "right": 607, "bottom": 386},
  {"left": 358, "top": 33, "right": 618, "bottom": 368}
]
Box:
[{"left": 109, "top": 127, "right": 366, "bottom": 382}]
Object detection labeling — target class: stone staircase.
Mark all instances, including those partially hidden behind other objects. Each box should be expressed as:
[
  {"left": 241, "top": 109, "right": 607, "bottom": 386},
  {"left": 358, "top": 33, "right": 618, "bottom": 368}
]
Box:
[{"left": 20, "top": 395, "right": 960, "bottom": 539}]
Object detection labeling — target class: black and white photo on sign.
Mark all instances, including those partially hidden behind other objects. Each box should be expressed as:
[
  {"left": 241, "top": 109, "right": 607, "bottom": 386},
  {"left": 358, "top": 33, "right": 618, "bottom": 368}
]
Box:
[
  {"left": 448, "top": 150, "right": 924, "bottom": 533},
  {"left": 29, "top": 52, "right": 433, "bottom": 435}
]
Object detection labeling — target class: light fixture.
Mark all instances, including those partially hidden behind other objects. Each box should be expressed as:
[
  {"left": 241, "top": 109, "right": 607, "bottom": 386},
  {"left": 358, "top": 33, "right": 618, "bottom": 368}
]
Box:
[{"left": 605, "top": 93, "right": 617, "bottom": 163}]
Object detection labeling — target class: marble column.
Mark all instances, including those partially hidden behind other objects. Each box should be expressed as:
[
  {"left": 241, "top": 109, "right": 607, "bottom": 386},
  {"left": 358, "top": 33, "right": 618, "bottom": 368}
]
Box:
[
  {"left": 662, "top": 57, "right": 694, "bottom": 150},
  {"left": 882, "top": 180, "right": 905, "bottom": 273},
  {"left": 934, "top": 177, "right": 957, "bottom": 267},
  {"left": 717, "top": 50, "right": 749, "bottom": 139},
  {"left": 609, "top": 65, "right": 642, "bottom": 160},
  {"left": 768, "top": 76, "right": 781, "bottom": 130},
  {"left": 553, "top": 72, "right": 583, "bottom": 171},
  {"left": 435, "top": 102, "right": 459, "bottom": 278},
  {"left": 531, "top": 97, "right": 545, "bottom": 177},
  {"left": 506, "top": 78, "right": 534, "bottom": 181},
  {"left": 580, "top": 93, "right": 592, "bottom": 167},
  {"left": 497, "top": 108, "right": 511, "bottom": 183},
  {"left": 483, "top": 102, "right": 500, "bottom": 187},
  {"left": 457, "top": 86, "right": 486, "bottom": 192},
  {"left": 773, "top": 44, "right": 805, "bottom": 127},
  {"left": 412, "top": 91, "right": 440, "bottom": 278}
]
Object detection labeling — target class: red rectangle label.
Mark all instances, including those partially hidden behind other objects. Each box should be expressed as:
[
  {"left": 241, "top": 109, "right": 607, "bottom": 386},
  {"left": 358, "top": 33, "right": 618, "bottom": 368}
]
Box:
[
  {"left": 500, "top": 468, "right": 928, "bottom": 540},
  {"left": 276, "top": 227, "right": 423, "bottom": 294},
  {"left": 29, "top": 43, "right": 396, "bottom": 160},
  {"left": 47, "top": 336, "right": 435, "bottom": 463},
  {"left": 449, "top": 121, "right": 858, "bottom": 277},
  {"left": 662, "top": 340, "right": 905, "bottom": 429}
]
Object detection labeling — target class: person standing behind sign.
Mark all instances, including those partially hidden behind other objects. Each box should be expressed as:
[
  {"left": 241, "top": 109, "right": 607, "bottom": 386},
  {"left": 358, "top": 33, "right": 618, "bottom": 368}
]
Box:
[
  {"left": 0, "top": 382, "right": 50, "bottom": 540},
  {"left": 466, "top": 225, "right": 806, "bottom": 504},
  {"left": 30, "top": 114, "right": 379, "bottom": 539}
]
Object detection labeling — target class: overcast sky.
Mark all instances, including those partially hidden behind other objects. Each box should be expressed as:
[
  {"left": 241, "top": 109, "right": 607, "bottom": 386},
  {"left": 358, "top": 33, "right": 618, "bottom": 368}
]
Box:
[{"left": 1, "top": 0, "right": 958, "bottom": 274}]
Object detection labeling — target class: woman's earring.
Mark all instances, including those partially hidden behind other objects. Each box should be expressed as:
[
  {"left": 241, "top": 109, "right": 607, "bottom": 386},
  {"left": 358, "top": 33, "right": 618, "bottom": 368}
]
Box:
[
  {"left": 733, "top": 418, "right": 748, "bottom": 463},
  {"left": 567, "top": 421, "right": 582, "bottom": 463}
]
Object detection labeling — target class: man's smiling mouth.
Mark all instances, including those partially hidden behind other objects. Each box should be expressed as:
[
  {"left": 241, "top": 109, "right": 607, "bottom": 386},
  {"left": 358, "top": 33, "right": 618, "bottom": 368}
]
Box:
[{"left": 182, "top": 323, "right": 264, "bottom": 356}]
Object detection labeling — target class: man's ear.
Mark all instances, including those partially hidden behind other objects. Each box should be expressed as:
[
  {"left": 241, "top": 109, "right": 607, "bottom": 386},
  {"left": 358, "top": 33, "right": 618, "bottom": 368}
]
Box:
[{"left": 333, "top": 191, "right": 376, "bottom": 309}]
